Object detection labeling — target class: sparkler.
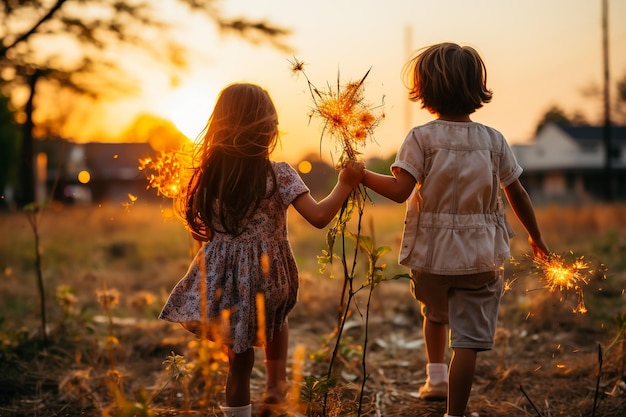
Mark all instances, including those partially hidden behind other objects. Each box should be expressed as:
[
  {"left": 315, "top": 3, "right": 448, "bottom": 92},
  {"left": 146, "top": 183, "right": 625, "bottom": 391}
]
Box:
[
  {"left": 532, "top": 251, "right": 593, "bottom": 314},
  {"left": 138, "top": 149, "right": 191, "bottom": 200}
]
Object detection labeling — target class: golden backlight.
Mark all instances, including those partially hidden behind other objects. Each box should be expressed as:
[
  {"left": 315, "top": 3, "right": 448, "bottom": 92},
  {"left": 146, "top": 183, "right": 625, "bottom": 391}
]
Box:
[{"left": 158, "top": 79, "right": 217, "bottom": 140}]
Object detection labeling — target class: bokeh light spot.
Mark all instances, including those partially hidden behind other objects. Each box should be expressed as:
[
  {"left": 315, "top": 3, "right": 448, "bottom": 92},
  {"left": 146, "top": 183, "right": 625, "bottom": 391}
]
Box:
[
  {"left": 298, "top": 160, "right": 312, "bottom": 174},
  {"left": 77, "top": 170, "right": 91, "bottom": 184}
]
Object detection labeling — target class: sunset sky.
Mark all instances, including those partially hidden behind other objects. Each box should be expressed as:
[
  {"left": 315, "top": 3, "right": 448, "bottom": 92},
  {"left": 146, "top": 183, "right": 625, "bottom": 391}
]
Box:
[{"left": 88, "top": 0, "right": 626, "bottom": 164}]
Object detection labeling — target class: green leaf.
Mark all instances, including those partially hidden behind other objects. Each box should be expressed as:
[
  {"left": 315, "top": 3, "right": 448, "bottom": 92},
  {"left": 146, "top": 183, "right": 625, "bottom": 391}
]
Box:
[
  {"left": 372, "top": 245, "right": 392, "bottom": 258},
  {"left": 390, "top": 273, "right": 412, "bottom": 281}
]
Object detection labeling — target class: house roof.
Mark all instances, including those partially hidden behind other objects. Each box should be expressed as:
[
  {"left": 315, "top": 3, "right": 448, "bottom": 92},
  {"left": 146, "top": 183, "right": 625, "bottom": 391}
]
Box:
[
  {"left": 84, "top": 142, "right": 156, "bottom": 180},
  {"left": 555, "top": 123, "right": 626, "bottom": 145}
]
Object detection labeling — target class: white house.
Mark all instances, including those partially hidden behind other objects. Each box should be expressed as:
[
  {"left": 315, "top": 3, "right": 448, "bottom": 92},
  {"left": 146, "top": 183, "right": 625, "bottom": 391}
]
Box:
[{"left": 511, "top": 122, "right": 626, "bottom": 203}]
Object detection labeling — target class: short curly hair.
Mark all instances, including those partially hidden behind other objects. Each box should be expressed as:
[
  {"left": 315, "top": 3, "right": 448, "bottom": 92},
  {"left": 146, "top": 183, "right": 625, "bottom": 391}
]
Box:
[{"left": 403, "top": 42, "right": 493, "bottom": 116}]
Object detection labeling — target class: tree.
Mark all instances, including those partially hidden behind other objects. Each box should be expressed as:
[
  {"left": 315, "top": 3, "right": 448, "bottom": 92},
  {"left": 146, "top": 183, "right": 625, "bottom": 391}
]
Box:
[
  {"left": 0, "top": 94, "right": 20, "bottom": 209},
  {"left": 537, "top": 69, "right": 626, "bottom": 134},
  {"left": 0, "top": 0, "right": 290, "bottom": 206},
  {"left": 534, "top": 105, "right": 573, "bottom": 134}
]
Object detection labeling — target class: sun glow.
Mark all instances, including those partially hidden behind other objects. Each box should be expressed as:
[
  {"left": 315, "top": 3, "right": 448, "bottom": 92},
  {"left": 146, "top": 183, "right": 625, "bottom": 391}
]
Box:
[{"left": 159, "top": 80, "right": 217, "bottom": 140}]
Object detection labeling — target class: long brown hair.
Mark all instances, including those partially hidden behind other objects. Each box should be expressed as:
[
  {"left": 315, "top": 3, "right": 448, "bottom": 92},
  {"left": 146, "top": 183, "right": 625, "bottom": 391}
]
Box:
[{"left": 183, "top": 83, "right": 279, "bottom": 238}]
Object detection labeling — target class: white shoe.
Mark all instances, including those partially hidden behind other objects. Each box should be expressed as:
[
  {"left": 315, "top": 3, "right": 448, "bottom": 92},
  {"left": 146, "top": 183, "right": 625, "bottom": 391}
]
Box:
[{"left": 220, "top": 404, "right": 251, "bottom": 417}]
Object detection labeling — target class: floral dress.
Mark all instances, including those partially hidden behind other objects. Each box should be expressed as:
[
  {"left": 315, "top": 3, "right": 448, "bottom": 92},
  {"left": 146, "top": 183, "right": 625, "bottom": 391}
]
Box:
[{"left": 159, "top": 161, "right": 310, "bottom": 353}]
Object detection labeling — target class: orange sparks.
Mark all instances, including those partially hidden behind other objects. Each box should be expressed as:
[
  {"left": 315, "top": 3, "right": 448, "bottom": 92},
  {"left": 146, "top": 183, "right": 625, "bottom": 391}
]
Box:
[
  {"left": 533, "top": 252, "right": 592, "bottom": 314},
  {"left": 122, "top": 193, "right": 138, "bottom": 211},
  {"left": 138, "top": 150, "right": 188, "bottom": 199}
]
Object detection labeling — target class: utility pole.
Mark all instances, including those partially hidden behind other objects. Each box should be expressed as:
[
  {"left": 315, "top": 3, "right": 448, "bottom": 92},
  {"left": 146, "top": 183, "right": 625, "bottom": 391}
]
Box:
[
  {"left": 602, "top": 0, "right": 613, "bottom": 201},
  {"left": 404, "top": 24, "right": 413, "bottom": 134}
]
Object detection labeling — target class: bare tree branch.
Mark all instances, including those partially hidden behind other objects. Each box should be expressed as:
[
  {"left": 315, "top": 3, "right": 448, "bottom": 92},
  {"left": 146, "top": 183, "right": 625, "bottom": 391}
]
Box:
[
  {"left": 0, "top": 0, "right": 292, "bottom": 205},
  {"left": 0, "top": 0, "right": 67, "bottom": 57}
]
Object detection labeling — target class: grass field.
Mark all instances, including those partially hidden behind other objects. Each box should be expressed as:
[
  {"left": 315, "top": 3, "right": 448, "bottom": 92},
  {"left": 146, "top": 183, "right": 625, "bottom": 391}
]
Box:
[{"left": 0, "top": 200, "right": 625, "bottom": 416}]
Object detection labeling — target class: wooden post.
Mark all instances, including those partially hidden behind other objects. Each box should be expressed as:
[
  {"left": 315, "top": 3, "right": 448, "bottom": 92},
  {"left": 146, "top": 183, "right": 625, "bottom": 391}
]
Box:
[{"left": 602, "top": 0, "right": 613, "bottom": 201}]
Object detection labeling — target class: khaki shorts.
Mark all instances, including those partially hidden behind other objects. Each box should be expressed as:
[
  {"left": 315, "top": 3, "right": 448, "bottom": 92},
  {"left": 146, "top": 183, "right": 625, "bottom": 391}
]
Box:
[{"left": 410, "top": 269, "right": 504, "bottom": 351}]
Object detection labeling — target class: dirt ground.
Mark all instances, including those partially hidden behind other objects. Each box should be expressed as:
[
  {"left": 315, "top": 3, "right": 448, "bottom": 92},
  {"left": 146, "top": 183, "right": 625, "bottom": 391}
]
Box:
[
  {"left": 1, "top": 278, "right": 625, "bottom": 417},
  {"left": 1, "top": 203, "right": 625, "bottom": 416}
]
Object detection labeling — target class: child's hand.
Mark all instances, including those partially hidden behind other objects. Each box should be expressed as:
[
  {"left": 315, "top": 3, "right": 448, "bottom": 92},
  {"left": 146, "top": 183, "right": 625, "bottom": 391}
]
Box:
[
  {"left": 339, "top": 160, "right": 365, "bottom": 188},
  {"left": 529, "top": 236, "right": 549, "bottom": 259}
]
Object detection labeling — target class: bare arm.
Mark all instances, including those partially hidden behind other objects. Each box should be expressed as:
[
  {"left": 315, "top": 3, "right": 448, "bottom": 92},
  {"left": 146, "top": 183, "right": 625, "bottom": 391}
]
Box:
[
  {"left": 292, "top": 162, "right": 364, "bottom": 229},
  {"left": 503, "top": 179, "right": 549, "bottom": 257},
  {"left": 361, "top": 168, "right": 416, "bottom": 203}
]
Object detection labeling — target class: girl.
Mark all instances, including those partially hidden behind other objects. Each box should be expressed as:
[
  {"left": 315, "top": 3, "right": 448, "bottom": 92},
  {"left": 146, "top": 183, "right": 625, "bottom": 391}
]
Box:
[
  {"left": 159, "top": 83, "right": 364, "bottom": 417},
  {"left": 361, "top": 43, "right": 549, "bottom": 417}
]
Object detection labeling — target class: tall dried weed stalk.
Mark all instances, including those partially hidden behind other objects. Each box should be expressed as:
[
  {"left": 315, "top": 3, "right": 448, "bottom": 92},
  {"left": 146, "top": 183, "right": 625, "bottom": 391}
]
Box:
[{"left": 290, "top": 58, "right": 409, "bottom": 416}]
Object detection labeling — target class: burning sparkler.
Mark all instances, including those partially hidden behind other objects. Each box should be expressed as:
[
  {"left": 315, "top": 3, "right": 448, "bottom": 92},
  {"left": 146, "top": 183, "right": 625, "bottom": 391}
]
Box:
[
  {"left": 138, "top": 149, "right": 191, "bottom": 200},
  {"left": 289, "top": 57, "right": 384, "bottom": 164},
  {"left": 532, "top": 251, "right": 593, "bottom": 314}
]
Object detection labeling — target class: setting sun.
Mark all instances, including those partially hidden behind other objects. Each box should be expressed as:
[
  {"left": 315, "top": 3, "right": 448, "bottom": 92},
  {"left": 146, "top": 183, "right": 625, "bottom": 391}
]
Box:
[{"left": 159, "top": 79, "right": 217, "bottom": 140}]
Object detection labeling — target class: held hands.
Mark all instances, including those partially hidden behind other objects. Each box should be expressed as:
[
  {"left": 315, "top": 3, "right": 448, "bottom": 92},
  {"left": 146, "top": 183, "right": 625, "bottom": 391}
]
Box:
[{"left": 338, "top": 159, "right": 365, "bottom": 188}]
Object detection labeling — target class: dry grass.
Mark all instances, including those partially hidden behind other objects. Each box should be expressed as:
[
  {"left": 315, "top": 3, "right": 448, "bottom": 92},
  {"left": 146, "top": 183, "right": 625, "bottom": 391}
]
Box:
[{"left": 0, "top": 201, "right": 625, "bottom": 416}]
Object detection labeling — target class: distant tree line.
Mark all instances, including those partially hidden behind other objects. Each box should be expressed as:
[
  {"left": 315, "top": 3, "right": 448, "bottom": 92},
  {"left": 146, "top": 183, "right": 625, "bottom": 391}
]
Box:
[{"left": 535, "top": 70, "right": 626, "bottom": 134}]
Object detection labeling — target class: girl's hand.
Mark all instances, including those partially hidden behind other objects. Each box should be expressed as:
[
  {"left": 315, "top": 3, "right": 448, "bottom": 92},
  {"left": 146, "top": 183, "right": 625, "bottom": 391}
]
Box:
[
  {"left": 339, "top": 160, "right": 365, "bottom": 188},
  {"left": 292, "top": 159, "right": 365, "bottom": 229}
]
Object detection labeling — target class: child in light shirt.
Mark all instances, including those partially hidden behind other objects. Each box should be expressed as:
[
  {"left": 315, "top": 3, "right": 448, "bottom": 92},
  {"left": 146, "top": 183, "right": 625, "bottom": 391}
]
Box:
[{"left": 361, "top": 42, "right": 549, "bottom": 417}]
